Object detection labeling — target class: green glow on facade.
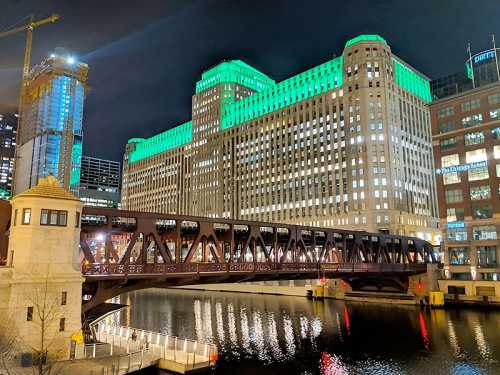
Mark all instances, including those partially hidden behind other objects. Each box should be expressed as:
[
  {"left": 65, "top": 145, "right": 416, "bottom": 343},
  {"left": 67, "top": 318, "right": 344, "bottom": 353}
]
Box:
[
  {"left": 196, "top": 60, "right": 275, "bottom": 94},
  {"left": 127, "top": 35, "right": 433, "bottom": 163},
  {"left": 221, "top": 55, "right": 344, "bottom": 129},
  {"left": 392, "top": 58, "right": 432, "bottom": 102},
  {"left": 128, "top": 121, "right": 192, "bottom": 163},
  {"left": 69, "top": 142, "right": 82, "bottom": 187},
  {"left": 345, "top": 34, "right": 387, "bottom": 47},
  {"left": 0, "top": 187, "right": 10, "bottom": 199}
]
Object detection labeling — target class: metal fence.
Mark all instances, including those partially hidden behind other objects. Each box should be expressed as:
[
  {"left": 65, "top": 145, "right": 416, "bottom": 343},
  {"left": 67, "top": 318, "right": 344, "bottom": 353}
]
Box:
[{"left": 95, "top": 323, "right": 218, "bottom": 369}]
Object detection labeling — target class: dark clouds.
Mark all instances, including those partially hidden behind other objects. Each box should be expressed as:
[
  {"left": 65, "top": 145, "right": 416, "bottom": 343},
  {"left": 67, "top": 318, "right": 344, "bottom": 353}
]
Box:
[{"left": 1, "top": 0, "right": 499, "bottom": 162}]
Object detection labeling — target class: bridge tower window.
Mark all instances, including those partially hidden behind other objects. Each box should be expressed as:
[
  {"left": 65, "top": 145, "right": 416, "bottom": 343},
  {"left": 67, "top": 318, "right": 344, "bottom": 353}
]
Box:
[
  {"left": 22, "top": 208, "right": 31, "bottom": 225},
  {"left": 40, "top": 209, "right": 68, "bottom": 226}
]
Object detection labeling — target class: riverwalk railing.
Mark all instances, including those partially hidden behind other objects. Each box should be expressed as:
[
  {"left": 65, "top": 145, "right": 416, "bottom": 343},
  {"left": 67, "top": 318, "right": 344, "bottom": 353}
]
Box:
[{"left": 95, "top": 323, "right": 218, "bottom": 370}]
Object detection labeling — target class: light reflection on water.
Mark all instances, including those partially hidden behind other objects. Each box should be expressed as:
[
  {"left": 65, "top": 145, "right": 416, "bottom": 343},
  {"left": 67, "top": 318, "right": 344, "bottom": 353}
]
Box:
[{"left": 109, "top": 289, "right": 500, "bottom": 374}]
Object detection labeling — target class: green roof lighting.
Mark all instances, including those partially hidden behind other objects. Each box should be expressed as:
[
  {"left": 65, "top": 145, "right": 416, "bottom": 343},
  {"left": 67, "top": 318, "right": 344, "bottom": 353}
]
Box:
[
  {"left": 196, "top": 60, "right": 275, "bottom": 94},
  {"left": 221, "top": 55, "right": 343, "bottom": 129},
  {"left": 393, "top": 58, "right": 431, "bottom": 102},
  {"left": 128, "top": 121, "right": 192, "bottom": 163},
  {"left": 345, "top": 34, "right": 387, "bottom": 47}
]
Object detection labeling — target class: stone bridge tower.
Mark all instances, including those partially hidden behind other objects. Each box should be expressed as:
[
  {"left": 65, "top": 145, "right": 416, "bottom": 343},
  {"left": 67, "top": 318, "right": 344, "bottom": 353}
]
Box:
[{"left": 0, "top": 176, "right": 84, "bottom": 359}]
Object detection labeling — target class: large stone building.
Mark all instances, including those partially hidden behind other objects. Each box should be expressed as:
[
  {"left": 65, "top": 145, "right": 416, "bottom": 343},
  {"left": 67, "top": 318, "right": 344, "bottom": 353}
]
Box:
[
  {"left": 13, "top": 51, "right": 88, "bottom": 195},
  {"left": 122, "top": 34, "right": 439, "bottom": 242}
]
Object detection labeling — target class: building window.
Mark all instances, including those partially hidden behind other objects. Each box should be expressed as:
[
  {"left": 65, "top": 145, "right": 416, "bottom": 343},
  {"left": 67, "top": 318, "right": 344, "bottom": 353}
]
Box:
[
  {"left": 446, "top": 207, "right": 464, "bottom": 222},
  {"left": 470, "top": 185, "right": 491, "bottom": 200},
  {"left": 447, "top": 228, "right": 467, "bottom": 241},
  {"left": 61, "top": 291, "right": 67, "bottom": 305},
  {"left": 59, "top": 318, "right": 65, "bottom": 332},
  {"left": 13, "top": 209, "right": 17, "bottom": 226},
  {"left": 438, "top": 122, "right": 454, "bottom": 133},
  {"left": 490, "top": 108, "right": 500, "bottom": 119},
  {"left": 75, "top": 212, "right": 80, "bottom": 228},
  {"left": 445, "top": 189, "right": 463, "bottom": 204},
  {"left": 472, "top": 204, "right": 492, "bottom": 219},
  {"left": 437, "top": 106, "right": 454, "bottom": 118},
  {"left": 27, "top": 306, "right": 33, "bottom": 321},
  {"left": 464, "top": 132, "right": 484, "bottom": 146},
  {"left": 494, "top": 145, "right": 500, "bottom": 159},
  {"left": 440, "top": 138, "right": 457, "bottom": 150},
  {"left": 477, "top": 246, "right": 497, "bottom": 267},
  {"left": 487, "top": 92, "right": 500, "bottom": 105},
  {"left": 460, "top": 98, "right": 480, "bottom": 112},
  {"left": 40, "top": 210, "right": 68, "bottom": 226},
  {"left": 466, "top": 148, "right": 488, "bottom": 181},
  {"left": 473, "top": 226, "right": 497, "bottom": 241},
  {"left": 449, "top": 247, "right": 470, "bottom": 265},
  {"left": 448, "top": 285, "right": 467, "bottom": 293},
  {"left": 441, "top": 154, "right": 460, "bottom": 184},
  {"left": 492, "top": 127, "right": 500, "bottom": 140},
  {"left": 22, "top": 208, "right": 31, "bottom": 225},
  {"left": 461, "top": 114, "right": 482, "bottom": 127}
]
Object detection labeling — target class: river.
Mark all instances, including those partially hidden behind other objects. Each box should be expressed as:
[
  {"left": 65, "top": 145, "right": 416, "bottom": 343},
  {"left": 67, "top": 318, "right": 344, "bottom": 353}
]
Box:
[{"left": 109, "top": 289, "right": 500, "bottom": 374}]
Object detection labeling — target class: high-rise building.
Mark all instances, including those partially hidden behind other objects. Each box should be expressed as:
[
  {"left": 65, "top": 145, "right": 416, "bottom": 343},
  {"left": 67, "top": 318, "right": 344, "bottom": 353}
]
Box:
[
  {"left": 79, "top": 156, "right": 121, "bottom": 207},
  {"left": 122, "top": 34, "right": 439, "bottom": 242},
  {"left": 13, "top": 51, "right": 88, "bottom": 195},
  {"left": 430, "top": 82, "right": 500, "bottom": 285},
  {"left": 0, "top": 113, "right": 17, "bottom": 199}
]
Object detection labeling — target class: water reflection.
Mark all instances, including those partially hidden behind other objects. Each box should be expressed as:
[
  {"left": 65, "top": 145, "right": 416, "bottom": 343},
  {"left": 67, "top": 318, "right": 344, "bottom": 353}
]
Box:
[{"left": 113, "top": 289, "right": 500, "bottom": 374}]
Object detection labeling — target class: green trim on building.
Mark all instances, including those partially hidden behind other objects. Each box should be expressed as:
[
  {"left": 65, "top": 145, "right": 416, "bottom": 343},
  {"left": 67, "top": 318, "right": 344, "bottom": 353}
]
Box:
[
  {"left": 126, "top": 35, "right": 433, "bottom": 163},
  {"left": 221, "top": 55, "right": 344, "bottom": 129},
  {"left": 128, "top": 121, "right": 192, "bottom": 163},
  {"left": 195, "top": 60, "right": 275, "bottom": 94},
  {"left": 345, "top": 34, "right": 387, "bottom": 47},
  {"left": 128, "top": 138, "right": 145, "bottom": 144},
  {"left": 393, "top": 58, "right": 432, "bottom": 102},
  {"left": 70, "top": 141, "right": 82, "bottom": 187}
]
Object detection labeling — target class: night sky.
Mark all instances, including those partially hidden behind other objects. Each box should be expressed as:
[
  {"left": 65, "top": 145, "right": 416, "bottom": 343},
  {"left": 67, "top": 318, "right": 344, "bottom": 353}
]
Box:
[{"left": 1, "top": 0, "right": 500, "bottom": 162}]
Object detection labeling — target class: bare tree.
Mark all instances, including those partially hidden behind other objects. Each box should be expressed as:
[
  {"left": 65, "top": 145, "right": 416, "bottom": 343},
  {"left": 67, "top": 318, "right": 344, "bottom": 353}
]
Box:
[
  {"left": 0, "top": 313, "right": 19, "bottom": 375},
  {"left": 0, "top": 272, "right": 70, "bottom": 375}
]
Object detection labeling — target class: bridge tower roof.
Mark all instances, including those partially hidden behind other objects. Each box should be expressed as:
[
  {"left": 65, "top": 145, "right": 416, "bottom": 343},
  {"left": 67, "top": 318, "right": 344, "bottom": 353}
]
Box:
[{"left": 13, "top": 175, "right": 80, "bottom": 201}]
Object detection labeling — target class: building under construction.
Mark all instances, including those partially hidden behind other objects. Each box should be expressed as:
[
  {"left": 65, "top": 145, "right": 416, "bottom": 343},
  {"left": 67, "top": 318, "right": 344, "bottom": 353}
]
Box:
[{"left": 14, "top": 52, "right": 88, "bottom": 195}]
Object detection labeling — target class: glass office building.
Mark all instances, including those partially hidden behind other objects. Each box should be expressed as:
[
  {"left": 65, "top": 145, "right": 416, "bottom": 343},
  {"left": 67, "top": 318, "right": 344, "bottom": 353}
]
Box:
[{"left": 13, "top": 52, "right": 88, "bottom": 195}]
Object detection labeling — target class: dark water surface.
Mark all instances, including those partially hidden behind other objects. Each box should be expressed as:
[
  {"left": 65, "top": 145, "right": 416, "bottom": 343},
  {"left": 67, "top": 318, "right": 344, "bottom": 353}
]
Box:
[{"left": 111, "top": 289, "right": 500, "bottom": 374}]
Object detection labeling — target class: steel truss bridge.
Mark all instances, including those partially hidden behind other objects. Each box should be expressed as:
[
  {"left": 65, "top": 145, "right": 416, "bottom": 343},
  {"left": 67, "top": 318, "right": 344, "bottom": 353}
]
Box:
[{"left": 80, "top": 207, "right": 438, "bottom": 312}]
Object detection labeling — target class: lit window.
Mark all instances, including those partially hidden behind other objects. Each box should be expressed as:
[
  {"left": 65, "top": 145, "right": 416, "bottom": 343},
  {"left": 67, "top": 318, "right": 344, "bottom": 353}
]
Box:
[
  {"left": 464, "top": 132, "right": 484, "bottom": 146},
  {"left": 470, "top": 186, "right": 491, "bottom": 200},
  {"left": 449, "top": 247, "right": 470, "bottom": 265},
  {"left": 473, "top": 226, "right": 497, "bottom": 241},
  {"left": 22, "top": 208, "right": 31, "bottom": 225}
]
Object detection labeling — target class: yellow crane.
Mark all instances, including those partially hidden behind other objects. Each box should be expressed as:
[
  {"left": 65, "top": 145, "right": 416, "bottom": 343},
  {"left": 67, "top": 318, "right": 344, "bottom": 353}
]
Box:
[
  {"left": 0, "top": 14, "right": 59, "bottom": 192},
  {"left": 0, "top": 14, "right": 60, "bottom": 96}
]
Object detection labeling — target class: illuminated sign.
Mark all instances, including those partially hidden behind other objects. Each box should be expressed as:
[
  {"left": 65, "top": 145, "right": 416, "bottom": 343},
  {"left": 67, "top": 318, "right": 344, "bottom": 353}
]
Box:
[
  {"left": 436, "top": 161, "right": 487, "bottom": 175},
  {"left": 447, "top": 221, "right": 465, "bottom": 229},
  {"left": 473, "top": 50, "right": 496, "bottom": 64}
]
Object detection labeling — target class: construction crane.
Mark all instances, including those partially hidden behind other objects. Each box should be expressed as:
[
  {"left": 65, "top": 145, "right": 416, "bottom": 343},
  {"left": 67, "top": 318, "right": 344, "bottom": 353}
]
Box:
[
  {"left": 0, "top": 14, "right": 59, "bottom": 193},
  {"left": 0, "top": 14, "right": 60, "bottom": 94}
]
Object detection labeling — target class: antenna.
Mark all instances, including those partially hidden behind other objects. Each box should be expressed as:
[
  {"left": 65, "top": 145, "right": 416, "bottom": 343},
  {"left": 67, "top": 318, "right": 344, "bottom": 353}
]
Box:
[{"left": 492, "top": 34, "right": 500, "bottom": 82}]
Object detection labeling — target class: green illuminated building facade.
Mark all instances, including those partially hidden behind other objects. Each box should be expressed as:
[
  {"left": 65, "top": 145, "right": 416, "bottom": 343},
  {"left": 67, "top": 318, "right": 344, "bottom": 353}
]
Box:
[{"left": 122, "top": 34, "right": 440, "bottom": 242}]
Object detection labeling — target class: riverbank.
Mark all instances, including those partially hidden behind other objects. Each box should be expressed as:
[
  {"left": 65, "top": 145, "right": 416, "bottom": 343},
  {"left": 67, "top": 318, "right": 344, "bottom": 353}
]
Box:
[{"left": 176, "top": 280, "right": 500, "bottom": 307}]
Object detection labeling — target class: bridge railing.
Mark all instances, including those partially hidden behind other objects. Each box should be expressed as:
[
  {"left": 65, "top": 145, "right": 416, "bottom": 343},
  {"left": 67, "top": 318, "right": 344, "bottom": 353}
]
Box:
[
  {"left": 82, "top": 261, "right": 428, "bottom": 277},
  {"left": 95, "top": 323, "right": 218, "bottom": 368}
]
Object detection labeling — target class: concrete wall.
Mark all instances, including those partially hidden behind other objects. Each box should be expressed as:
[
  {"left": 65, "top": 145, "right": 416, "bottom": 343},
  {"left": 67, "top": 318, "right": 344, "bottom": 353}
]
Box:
[{"left": 438, "top": 279, "right": 500, "bottom": 304}]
